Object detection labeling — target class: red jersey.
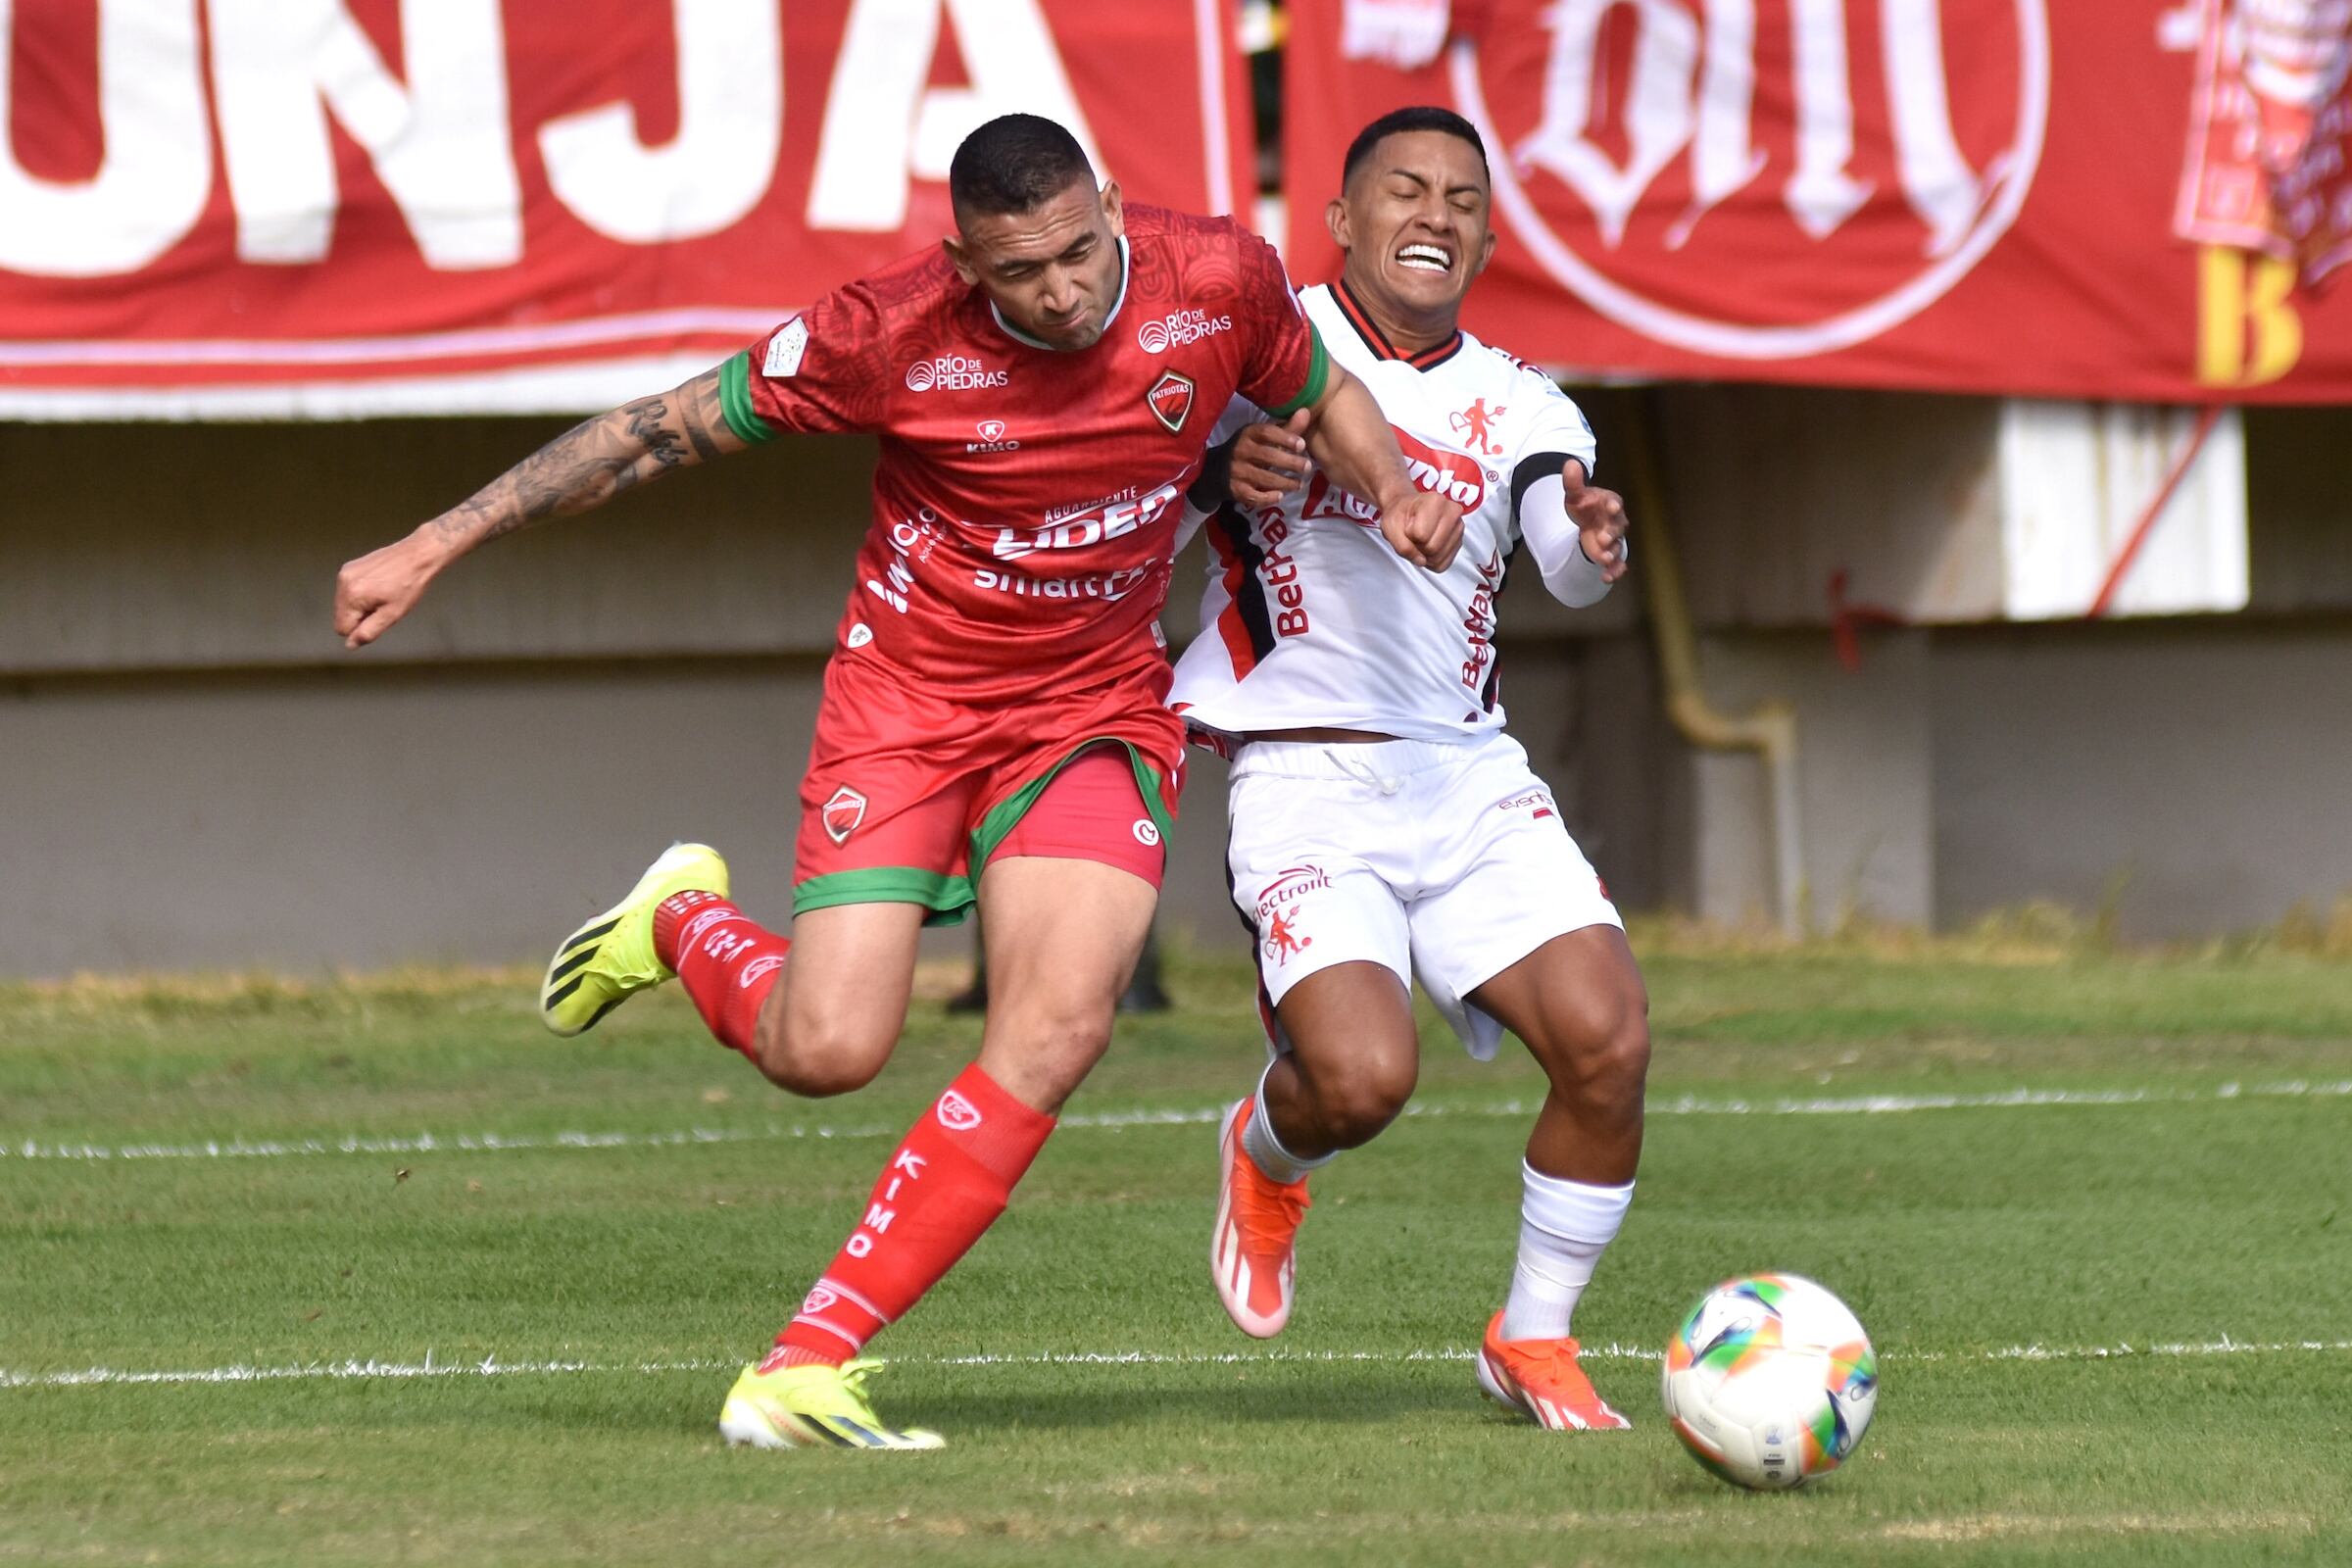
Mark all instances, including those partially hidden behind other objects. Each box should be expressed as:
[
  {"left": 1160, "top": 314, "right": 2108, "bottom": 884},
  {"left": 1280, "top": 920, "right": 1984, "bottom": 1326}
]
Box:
[{"left": 716, "top": 204, "right": 1327, "bottom": 701}]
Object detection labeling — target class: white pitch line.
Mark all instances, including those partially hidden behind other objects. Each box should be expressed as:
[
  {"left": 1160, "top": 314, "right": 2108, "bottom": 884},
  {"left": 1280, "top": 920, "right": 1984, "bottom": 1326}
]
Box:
[
  {"left": 7, "top": 1338, "right": 2351, "bottom": 1394},
  {"left": 5, "top": 1079, "right": 2347, "bottom": 1165}
]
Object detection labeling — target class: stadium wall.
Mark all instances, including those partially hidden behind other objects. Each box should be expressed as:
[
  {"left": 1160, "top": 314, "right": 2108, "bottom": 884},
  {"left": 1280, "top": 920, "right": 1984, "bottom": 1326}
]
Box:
[{"left": 3, "top": 403, "right": 2347, "bottom": 979}]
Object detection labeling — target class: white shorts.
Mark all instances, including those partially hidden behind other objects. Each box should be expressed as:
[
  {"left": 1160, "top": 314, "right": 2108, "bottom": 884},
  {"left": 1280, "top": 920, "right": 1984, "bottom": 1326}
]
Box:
[{"left": 1223, "top": 731, "right": 1622, "bottom": 1059}]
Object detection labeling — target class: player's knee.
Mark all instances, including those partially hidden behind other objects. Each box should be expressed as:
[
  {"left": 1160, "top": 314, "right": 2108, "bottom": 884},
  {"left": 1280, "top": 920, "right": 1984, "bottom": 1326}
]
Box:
[
  {"left": 982, "top": 1000, "right": 1114, "bottom": 1109},
  {"left": 1303, "top": 1049, "right": 1416, "bottom": 1148},
  {"left": 758, "top": 1010, "right": 893, "bottom": 1099},
  {"left": 1531, "top": 988, "right": 1649, "bottom": 1121}
]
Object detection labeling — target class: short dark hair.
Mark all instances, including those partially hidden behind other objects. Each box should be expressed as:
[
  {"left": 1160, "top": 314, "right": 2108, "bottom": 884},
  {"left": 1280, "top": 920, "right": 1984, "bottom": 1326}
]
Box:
[
  {"left": 1342, "top": 106, "right": 1490, "bottom": 187},
  {"left": 950, "top": 115, "right": 1096, "bottom": 219}
]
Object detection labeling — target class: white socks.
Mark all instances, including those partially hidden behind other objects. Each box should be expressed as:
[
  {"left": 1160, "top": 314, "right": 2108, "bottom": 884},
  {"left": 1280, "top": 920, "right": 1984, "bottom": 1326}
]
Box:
[
  {"left": 1499, "top": 1164, "right": 1634, "bottom": 1343},
  {"left": 1242, "top": 1066, "right": 1333, "bottom": 1185}
]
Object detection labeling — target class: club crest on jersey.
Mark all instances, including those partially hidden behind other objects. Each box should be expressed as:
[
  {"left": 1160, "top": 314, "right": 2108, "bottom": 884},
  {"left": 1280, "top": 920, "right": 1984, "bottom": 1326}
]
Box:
[
  {"left": 821, "top": 786, "right": 867, "bottom": 846},
  {"left": 1147, "top": 370, "right": 1196, "bottom": 433},
  {"left": 1262, "top": 907, "right": 1312, "bottom": 965},
  {"left": 1449, "top": 399, "right": 1506, "bottom": 456}
]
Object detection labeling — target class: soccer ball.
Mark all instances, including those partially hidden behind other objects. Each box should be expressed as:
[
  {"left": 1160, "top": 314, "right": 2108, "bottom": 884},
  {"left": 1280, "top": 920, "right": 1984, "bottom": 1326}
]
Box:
[{"left": 1660, "top": 1272, "right": 1878, "bottom": 1491}]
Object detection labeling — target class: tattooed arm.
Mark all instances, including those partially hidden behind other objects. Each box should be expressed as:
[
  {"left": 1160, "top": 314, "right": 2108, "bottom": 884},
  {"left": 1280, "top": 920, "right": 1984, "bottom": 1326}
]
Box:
[{"left": 333, "top": 367, "right": 744, "bottom": 649}]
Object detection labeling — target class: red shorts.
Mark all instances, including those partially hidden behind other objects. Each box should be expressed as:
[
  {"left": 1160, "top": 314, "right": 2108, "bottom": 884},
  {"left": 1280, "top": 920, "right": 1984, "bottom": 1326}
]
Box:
[{"left": 792, "top": 653, "right": 1186, "bottom": 925}]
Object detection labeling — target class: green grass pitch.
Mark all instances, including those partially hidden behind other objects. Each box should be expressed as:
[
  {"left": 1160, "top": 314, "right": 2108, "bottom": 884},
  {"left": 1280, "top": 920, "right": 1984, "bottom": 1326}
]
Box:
[{"left": 4, "top": 944, "right": 2350, "bottom": 1565}]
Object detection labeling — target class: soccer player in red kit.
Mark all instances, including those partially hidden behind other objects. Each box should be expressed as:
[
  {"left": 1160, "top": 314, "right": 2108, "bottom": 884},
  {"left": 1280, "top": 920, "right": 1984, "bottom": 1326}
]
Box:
[{"left": 332, "top": 115, "right": 1461, "bottom": 1449}]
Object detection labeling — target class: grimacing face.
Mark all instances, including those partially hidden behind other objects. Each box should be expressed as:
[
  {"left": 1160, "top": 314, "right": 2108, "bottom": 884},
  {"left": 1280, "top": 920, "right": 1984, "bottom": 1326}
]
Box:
[
  {"left": 946, "top": 179, "right": 1127, "bottom": 352},
  {"left": 1330, "top": 130, "right": 1495, "bottom": 322}
]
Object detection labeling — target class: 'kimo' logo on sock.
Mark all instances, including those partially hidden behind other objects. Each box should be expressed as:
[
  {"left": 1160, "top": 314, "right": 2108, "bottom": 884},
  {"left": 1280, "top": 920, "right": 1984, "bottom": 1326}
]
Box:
[{"left": 937, "top": 1089, "right": 985, "bottom": 1131}]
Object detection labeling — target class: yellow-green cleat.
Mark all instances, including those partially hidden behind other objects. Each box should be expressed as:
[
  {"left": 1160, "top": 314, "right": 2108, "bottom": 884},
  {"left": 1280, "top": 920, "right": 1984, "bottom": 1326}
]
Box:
[
  {"left": 718, "top": 1357, "right": 945, "bottom": 1450},
  {"left": 538, "top": 842, "right": 730, "bottom": 1037}
]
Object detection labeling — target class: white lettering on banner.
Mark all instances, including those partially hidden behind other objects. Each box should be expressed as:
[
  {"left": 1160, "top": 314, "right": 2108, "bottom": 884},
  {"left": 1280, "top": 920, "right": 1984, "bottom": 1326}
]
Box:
[
  {"left": 0, "top": 0, "right": 212, "bottom": 277},
  {"left": 1519, "top": 0, "right": 1698, "bottom": 248},
  {"left": 209, "top": 0, "right": 521, "bottom": 269},
  {"left": 1671, "top": 0, "right": 1766, "bottom": 249},
  {"left": 1785, "top": 0, "right": 1871, "bottom": 240},
  {"left": 806, "top": 0, "right": 1102, "bottom": 233},
  {"left": 1881, "top": 0, "right": 1991, "bottom": 257},
  {"left": 539, "top": 0, "right": 781, "bottom": 244},
  {"left": 1456, "top": 0, "right": 2050, "bottom": 359}
]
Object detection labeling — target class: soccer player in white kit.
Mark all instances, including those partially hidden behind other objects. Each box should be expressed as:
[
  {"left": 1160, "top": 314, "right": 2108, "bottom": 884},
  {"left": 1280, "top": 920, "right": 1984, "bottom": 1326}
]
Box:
[{"left": 1170, "top": 108, "right": 1646, "bottom": 1431}]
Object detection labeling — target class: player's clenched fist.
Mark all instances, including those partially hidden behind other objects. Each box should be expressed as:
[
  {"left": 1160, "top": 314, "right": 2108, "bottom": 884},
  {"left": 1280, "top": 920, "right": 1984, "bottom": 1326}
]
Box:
[
  {"left": 333, "top": 529, "right": 450, "bottom": 649},
  {"left": 1380, "top": 488, "right": 1464, "bottom": 574},
  {"left": 1566, "top": 480, "right": 1630, "bottom": 583}
]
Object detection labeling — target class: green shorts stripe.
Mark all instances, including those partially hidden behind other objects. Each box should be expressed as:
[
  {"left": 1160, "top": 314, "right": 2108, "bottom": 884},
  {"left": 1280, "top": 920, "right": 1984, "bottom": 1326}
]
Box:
[{"left": 792, "top": 866, "right": 974, "bottom": 927}]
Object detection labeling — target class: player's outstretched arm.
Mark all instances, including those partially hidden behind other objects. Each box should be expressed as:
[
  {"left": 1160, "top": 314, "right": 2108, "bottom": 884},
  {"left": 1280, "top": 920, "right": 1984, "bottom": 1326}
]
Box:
[
  {"left": 332, "top": 367, "right": 746, "bottom": 649},
  {"left": 1297, "top": 366, "right": 1463, "bottom": 572},
  {"left": 1521, "top": 463, "right": 1631, "bottom": 608}
]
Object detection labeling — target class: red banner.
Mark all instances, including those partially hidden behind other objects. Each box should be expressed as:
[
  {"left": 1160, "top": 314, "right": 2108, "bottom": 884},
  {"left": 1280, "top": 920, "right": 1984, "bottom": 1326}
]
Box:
[
  {"left": 1284, "top": 0, "right": 2352, "bottom": 403},
  {"left": 0, "top": 1, "right": 1251, "bottom": 416}
]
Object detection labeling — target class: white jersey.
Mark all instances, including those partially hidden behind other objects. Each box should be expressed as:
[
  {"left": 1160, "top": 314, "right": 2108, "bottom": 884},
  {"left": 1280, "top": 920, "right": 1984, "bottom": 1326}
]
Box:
[{"left": 1169, "top": 280, "right": 1602, "bottom": 742}]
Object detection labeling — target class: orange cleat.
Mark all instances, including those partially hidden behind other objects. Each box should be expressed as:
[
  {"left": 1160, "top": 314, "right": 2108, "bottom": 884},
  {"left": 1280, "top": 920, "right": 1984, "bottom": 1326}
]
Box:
[
  {"left": 1210, "top": 1098, "right": 1311, "bottom": 1338},
  {"left": 1477, "top": 1311, "right": 1633, "bottom": 1431}
]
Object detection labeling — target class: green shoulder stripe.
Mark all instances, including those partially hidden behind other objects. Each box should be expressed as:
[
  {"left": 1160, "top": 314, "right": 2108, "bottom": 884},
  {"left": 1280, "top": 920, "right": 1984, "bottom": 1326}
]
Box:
[
  {"left": 717, "top": 351, "right": 777, "bottom": 445},
  {"left": 1260, "top": 322, "right": 1330, "bottom": 418}
]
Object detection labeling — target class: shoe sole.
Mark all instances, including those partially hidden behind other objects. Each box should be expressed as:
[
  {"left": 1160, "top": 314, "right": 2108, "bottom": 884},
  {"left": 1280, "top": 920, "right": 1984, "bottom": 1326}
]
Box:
[
  {"left": 538, "top": 842, "right": 724, "bottom": 1038},
  {"left": 1211, "top": 1100, "right": 1291, "bottom": 1339}
]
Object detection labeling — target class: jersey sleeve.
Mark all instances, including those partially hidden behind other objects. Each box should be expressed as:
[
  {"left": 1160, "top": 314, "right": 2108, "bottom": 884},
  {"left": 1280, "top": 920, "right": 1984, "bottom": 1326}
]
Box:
[
  {"left": 1501, "top": 365, "right": 1611, "bottom": 607},
  {"left": 1504, "top": 366, "right": 1598, "bottom": 524},
  {"left": 716, "top": 281, "right": 894, "bottom": 442},
  {"left": 1230, "top": 227, "right": 1330, "bottom": 418}
]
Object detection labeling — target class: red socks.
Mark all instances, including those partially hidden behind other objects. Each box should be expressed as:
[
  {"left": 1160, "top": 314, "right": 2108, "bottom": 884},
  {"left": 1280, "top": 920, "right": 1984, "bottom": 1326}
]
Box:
[
  {"left": 653, "top": 900, "right": 1055, "bottom": 1366},
  {"left": 771, "top": 1063, "right": 1056, "bottom": 1367},
  {"left": 653, "top": 891, "right": 787, "bottom": 1059}
]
